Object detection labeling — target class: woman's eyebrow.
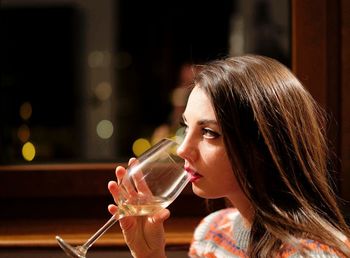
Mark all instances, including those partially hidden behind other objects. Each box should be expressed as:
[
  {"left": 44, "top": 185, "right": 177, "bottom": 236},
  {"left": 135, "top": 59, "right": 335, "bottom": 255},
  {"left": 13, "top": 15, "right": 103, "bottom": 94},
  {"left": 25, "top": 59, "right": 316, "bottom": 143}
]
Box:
[
  {"left": 181, "top": 114, "right": 218, "bottom": 126},
  {"left": 197, "top": 119, "right": 218, "bottom": 126}
]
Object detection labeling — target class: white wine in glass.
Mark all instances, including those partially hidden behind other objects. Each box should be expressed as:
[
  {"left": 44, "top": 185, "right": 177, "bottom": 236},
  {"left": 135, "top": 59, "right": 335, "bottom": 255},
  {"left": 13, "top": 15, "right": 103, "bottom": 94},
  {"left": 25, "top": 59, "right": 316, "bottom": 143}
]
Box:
[{"left": 56, "top": 138, "right": 190, "bottom": 258}]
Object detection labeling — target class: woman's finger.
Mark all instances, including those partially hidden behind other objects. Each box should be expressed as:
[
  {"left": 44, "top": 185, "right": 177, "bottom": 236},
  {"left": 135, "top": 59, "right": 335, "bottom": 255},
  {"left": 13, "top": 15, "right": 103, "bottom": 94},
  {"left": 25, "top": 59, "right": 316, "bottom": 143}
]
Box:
[
  {"left": 115, "top": 166, "right": 127, "bottom": 184},
  {"left": 115, "top": 165, "right": 138, "bottom": 199},
  {"left": 108, "top": 204, "right": 118, "bottom": 215},
  {"left": 133, "top": 171, "right": 153, "bottom": 196},
  {"left": 128, "top": 158, "right": 153, "bottom": 196},
  {"left": 108, "top": 181, "right": 121, "bottom": 205},
  {"left": 128, "top": 157, "right": 136, "bottom": 166}
]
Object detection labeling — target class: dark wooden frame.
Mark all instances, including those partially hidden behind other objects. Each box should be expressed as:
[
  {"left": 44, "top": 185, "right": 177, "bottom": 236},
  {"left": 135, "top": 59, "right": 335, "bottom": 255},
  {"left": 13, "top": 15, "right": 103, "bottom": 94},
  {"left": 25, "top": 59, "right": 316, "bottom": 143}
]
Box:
[{"left": 292, "top": 0, "right": 350, "bottom": 213}]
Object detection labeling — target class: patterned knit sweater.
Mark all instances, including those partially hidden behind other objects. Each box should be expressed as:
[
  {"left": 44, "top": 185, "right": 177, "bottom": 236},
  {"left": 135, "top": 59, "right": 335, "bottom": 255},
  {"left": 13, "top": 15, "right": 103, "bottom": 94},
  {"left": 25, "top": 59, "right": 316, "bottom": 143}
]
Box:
[{"left": 189, "top": 208, "right": 349, "bottom": 258}]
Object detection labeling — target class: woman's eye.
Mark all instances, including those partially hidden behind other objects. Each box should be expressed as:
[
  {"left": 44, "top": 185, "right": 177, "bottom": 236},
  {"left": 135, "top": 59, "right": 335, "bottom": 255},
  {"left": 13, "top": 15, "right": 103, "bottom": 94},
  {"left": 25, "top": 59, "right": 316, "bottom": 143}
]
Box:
[{"left": 202, "top": 128, "right": 220, "bottom": 139}]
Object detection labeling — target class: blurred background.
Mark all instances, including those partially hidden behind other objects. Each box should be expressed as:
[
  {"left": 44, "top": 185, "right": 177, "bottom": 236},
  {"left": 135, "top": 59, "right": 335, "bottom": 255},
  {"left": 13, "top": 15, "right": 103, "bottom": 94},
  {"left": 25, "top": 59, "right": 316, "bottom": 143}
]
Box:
[
  {"left": 0, "top": 0, "right": 290, "bottom": 164},
  {"left": 2, "top": 1, "right": 350, "bottom": 257}
]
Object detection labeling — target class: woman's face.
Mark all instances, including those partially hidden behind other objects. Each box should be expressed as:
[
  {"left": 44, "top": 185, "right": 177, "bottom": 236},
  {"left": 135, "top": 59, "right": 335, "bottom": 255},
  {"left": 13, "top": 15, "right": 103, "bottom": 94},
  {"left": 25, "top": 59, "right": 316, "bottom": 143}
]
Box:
[{"left": 177, "top": 86, "right": 241, "bottom": 200}]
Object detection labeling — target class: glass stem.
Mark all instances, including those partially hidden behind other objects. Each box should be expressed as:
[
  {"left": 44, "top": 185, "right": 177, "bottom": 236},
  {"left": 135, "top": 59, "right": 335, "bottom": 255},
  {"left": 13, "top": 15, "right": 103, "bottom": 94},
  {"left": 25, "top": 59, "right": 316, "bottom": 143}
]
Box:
[{"left": 82, "top": 212, "right": 120, "bottom": 250}]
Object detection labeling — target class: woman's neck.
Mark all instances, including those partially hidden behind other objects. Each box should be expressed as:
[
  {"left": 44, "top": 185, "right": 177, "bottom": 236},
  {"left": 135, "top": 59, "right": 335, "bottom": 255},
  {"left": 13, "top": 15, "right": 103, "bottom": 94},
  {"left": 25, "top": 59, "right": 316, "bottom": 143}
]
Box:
[{"left": 227, "top": 191, "right": 254, "bottom": 227}]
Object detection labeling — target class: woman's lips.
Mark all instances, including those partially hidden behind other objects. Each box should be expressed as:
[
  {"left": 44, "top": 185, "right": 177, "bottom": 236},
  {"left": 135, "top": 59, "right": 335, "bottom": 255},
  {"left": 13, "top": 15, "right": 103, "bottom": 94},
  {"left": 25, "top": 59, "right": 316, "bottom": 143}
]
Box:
[{"left": 185, "top": 167, "right": 203, "bottom": 183}]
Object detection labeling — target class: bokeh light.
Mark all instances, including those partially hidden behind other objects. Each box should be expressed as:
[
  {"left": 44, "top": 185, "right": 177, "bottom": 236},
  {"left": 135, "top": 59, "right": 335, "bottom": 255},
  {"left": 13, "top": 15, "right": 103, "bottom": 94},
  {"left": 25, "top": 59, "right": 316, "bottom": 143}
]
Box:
[
  {"left": 95, "top": 81, "right": 112, "bottom": 101},
  {"left": 17, "top": 124, "right": 30, "bottom": 143},
  {"left": 96, "top": 120, "right": 114, "bottom": 139},
  {"left": 22, "top": 142, "right": 36, "bottom": 161},
  {"left": 132, "top": 138, "right": 151, "bottom": 157},
  {"left": 19, "top": 102, "right": 32, "bottom": 120},
  {"left": 88, "top": 50, "right": 111, "bottom": 68}
]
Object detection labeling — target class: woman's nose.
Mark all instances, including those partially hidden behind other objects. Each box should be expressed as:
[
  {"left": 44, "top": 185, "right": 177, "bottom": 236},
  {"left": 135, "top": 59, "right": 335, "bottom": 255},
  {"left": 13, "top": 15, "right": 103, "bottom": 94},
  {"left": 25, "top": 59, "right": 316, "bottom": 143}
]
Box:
[{"left": 177, "top": 136, "right": 196, "bottom": 162}]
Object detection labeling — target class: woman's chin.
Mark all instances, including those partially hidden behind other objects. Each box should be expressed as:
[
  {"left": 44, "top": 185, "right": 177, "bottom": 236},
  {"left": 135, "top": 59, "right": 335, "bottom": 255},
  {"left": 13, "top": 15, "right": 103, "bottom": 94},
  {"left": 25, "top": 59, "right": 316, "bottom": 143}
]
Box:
[
  {"left": 192, "top": 184, "right": 226, "bottom": 200},
  {"left": 192, "top": 184, "right": 212, "bottom": 199}
]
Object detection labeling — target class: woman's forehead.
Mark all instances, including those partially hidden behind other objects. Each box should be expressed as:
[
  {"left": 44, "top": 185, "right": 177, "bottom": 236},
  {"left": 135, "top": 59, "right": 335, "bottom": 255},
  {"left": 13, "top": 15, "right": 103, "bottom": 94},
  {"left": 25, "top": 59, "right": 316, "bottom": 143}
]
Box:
[{"left": 183, "top": 86, "right": 216, "bottom": 121}]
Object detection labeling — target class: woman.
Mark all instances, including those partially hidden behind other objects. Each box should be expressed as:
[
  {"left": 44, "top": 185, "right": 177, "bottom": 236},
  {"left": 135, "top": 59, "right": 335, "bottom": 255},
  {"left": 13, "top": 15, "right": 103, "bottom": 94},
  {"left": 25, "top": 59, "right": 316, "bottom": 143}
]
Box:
[{"left": 108, "top": 55, "right": 350, "bottom": 257}]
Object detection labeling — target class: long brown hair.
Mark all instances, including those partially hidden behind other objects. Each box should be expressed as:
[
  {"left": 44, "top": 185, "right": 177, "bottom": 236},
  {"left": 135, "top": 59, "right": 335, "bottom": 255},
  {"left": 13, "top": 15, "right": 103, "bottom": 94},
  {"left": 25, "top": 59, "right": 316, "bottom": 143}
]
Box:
[{"left": 195, "top": 55, "right": 350, "bottom": 257}]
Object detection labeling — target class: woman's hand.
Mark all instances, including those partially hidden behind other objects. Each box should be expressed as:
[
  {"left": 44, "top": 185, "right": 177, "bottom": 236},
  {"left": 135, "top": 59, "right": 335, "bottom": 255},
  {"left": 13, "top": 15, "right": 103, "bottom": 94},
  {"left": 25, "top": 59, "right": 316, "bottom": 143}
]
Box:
[{"left": 108, "top": 163, "right": 169, "bottom": 258}]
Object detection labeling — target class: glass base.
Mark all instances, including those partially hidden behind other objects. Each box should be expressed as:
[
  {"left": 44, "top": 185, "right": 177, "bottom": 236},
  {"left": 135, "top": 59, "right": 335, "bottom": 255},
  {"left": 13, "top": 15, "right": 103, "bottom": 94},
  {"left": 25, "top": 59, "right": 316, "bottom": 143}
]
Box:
[{"left": 56, "top": 236, "right": 86, "bottom": 258}]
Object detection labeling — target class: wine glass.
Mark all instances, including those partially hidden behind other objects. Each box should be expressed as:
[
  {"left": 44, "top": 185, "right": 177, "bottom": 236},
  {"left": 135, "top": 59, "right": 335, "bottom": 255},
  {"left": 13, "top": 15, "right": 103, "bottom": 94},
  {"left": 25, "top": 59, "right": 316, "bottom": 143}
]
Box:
[{"left": 56, "top": 138, "right": 190, "bottom": 258}]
